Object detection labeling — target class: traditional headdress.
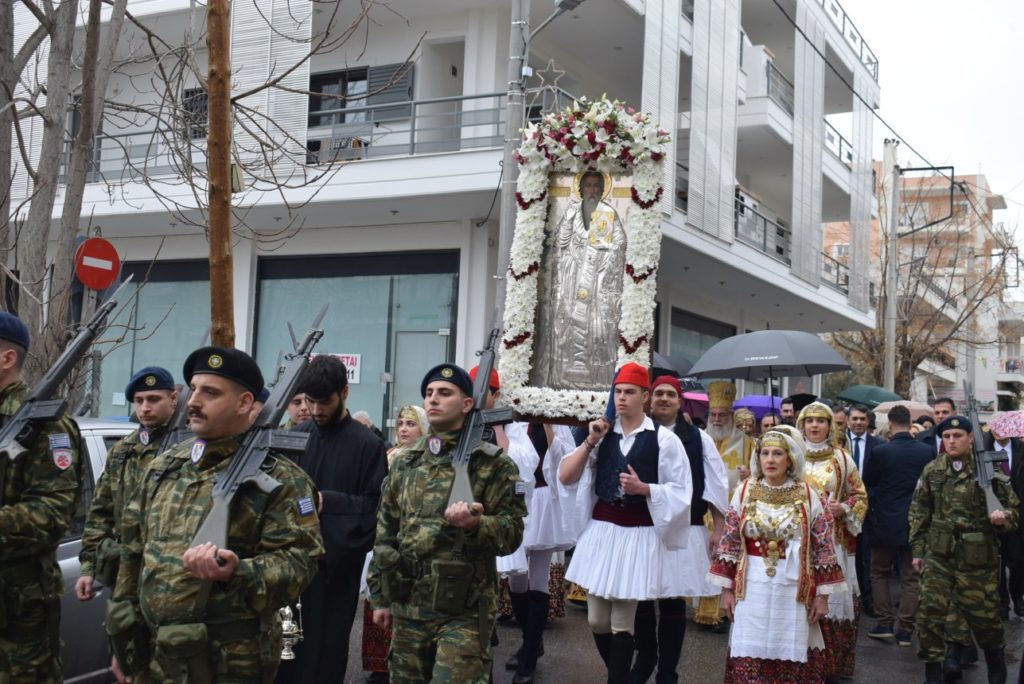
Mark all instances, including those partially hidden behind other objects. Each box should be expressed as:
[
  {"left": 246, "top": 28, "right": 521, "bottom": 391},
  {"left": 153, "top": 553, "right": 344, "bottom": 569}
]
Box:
[
  {"left": 796, "top": 401, "right": 833, "bottom": 432},
  {"left": 753, "top": 425, "right": 805, "bottom": 482},
  {"left": 707, "top": 380, "right": 737, "bottom": 410},
  {"left": 614, "top": 362, "right": 650, "bottom": 390},
  {"left": 734, "top": 408, "right": 756, "bottom": 427},
  {"left": 397, "top": 404, "right": 429, "bottom": 436}
]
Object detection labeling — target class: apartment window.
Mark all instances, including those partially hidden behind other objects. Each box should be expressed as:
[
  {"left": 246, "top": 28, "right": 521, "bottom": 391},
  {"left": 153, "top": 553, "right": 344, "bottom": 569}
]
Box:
[
  {"left": 182, "top": 87, "right": 209, "bottom": 140},
  {"left": 670, "top": 309, "right": 735, "bottom": 376},
  {"left": 308, "top": 64, "right": 414, "bottom": 129},
  {"left": 832, "top": 243, "right": 850, "bottom": 258}
]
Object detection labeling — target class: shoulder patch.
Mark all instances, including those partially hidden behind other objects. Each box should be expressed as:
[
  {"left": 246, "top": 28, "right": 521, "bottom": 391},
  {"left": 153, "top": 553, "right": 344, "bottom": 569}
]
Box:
[
  {"left": 52, "top": 448, "right": 73, "bottom": 470},
  {"left": 49, "top": 433, "right": 72, "bottom": 450},
  {"left": 297, "top": 496, "right": 316, "bottom": 517}
]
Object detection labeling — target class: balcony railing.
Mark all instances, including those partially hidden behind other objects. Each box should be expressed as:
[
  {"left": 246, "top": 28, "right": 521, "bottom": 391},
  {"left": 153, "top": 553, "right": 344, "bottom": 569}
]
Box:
[
  {"left": 1000, "top": 358, "right": 1024, "bottom": 374},
  {"left": 734, "top": 199, "right": 791, "bottom": 265},
  {"left": 766, "top": 62, "right": 794, "bottom": 116},
  {"left": 816, "top": 0, "right": 879, "bottom": 82},
  {"left": 823, "top": 119, "right": 853, "bottom": 167},
  {"left": 821, "top": 252, "right": 850, "bottom": 294},
  {"left": 59, "top": 129, "right": 206, "bottom": 185}
]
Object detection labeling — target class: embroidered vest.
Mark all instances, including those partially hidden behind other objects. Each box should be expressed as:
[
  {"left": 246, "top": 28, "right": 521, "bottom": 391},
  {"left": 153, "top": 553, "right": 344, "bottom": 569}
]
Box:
[{"left": 595, "top": 426, "right": 660, "bottom": 503}]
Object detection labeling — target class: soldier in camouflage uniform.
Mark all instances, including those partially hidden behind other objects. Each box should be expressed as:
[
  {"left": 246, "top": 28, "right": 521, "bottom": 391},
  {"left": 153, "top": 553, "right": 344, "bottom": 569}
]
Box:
[
  {"left": 368, "top": 363, "right": 526, "bottom": 684},
  {"left": 0, "top": 313, "right": 84, "bottom": 682},
  {"left": 110, "top": 347, "right": 323, "bottom": 683},
  {"left": 910, "top": 415, "right": 1019, "bottom": 684},
  {"left": 76, "top": 366, "right": 178, "bottom": 606}
]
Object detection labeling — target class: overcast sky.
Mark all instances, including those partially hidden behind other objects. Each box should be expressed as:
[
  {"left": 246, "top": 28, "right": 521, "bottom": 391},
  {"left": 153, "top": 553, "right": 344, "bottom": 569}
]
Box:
[{"left": 838, "top": 0, "right": 1024, "bottom": 232}]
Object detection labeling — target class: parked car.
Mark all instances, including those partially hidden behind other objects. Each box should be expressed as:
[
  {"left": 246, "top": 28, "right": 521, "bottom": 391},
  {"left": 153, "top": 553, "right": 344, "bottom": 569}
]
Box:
[{"left": 58, "top": 418, "right": 135, "bottom": 683}]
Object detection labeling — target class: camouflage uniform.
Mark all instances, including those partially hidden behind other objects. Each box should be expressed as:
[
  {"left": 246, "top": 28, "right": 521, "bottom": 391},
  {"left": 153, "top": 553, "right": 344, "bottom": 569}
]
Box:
[
  {"left": 909, "top": 451, "right": 1019, "bottom": 663},
  {"left": 0, "top": 381, "right": 83, "bottom": 682},
  {"left": 368, "top": 430, "right": 527, "bottom": 684},
  {"left": 112, "top": 435, "right": 323, "bottom": 683},
  {"left": 79, "top": 424, "right": 169, "bottom": 588}
]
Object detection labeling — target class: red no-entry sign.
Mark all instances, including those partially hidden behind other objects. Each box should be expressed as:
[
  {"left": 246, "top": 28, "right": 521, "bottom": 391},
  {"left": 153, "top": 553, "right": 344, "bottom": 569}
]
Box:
[{"left": 74, "top": 238, "right": 121, "bottom": 290}]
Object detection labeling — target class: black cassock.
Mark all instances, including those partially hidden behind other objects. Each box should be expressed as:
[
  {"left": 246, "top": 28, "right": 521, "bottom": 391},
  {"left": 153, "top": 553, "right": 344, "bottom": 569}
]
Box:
[{"left": 276, "top": 412, "right": 386, "bottom": 683}]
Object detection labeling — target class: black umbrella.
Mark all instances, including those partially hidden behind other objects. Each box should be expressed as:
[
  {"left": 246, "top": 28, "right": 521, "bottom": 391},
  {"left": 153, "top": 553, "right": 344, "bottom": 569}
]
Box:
[
  {"left": 688, "top": 330, "right": 850, "bottom": 380},
  {"left": 651, "top": 351, "right": 693, "bottom": 378}
]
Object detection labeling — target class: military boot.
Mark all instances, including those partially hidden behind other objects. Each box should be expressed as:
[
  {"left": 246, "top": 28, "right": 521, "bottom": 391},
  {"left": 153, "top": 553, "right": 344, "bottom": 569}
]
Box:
[
  {"left": 984, "top": 649, "right": 1006, "bottom": 684},
  {"left": 925, "top": 662, "right": 943, "bottom": 684},
  {"left": 943, "top": 643, "right": 965, "bottom": 682}
]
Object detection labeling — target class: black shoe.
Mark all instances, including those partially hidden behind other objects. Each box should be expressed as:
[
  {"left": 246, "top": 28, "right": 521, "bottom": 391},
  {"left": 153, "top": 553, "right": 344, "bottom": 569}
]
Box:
[
  {"left": 895, "top": 629, "right": 912, "bottom": 647},
  {"left": 709, "top": 618, "right": 729, "bottom": 635},
  {"left": 925, "top": 662, "right": 943, "bottom": 684},
  {"left": 512, "top": 674, "right": 535, "bottom": 684},
  {"left": 366, "top": 673, "right": 389, "bottom": 684},
  {"left": 1015, "top": 603, "right": 1024, "bottom": 618},
  {"left": 943, "top": 643, "right": 964, "bottom": 682},
  {"left": 984, "top": 648, "right": 1006, "bottom": 684},
  {"left": 998, "top": 604, "right": 1010, "bottom": 621},
  {"left": 868, "top": 624, "right": 895, "bottom": 640}
]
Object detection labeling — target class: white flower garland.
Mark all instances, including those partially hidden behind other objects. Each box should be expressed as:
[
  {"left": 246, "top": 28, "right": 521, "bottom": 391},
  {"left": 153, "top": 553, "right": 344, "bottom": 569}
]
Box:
[{"left": 499, "top": 96, "right": 670, "bottom": 421}]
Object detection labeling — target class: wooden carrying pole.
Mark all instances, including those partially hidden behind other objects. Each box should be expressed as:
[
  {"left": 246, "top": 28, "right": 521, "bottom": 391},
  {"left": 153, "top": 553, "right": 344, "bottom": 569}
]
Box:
[{"left": 207, "top": 0, "right": 235, "bottom": 346}]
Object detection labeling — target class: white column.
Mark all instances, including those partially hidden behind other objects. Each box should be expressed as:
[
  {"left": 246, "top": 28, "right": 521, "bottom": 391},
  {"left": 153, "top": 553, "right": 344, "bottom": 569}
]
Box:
[{"left": 642, "top": 0, "right": 681, "bottom": 215}]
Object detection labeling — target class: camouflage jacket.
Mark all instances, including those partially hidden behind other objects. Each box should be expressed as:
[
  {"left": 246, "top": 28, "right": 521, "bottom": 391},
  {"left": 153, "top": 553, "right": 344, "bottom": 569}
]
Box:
[
  {"left": 368, "top": 429, "right": 526, "bottom": 614},
  {"left": 0, "top": 380, "right": 83, "bottom": 566},
  {"left": 79, "top": 423, "right": 169, "bottom": 576},
  {"left": 909, "top": 451, "right": 1020, "bottom": 559},
  {"left": 113, "top": 434, "right": 324, "bottom": 626}
]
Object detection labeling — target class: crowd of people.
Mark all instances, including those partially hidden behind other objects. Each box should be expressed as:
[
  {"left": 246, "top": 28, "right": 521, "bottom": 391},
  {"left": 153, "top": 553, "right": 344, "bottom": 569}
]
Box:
[{"left": 0, "top": 299, "right": 1021, "bottom": 683}]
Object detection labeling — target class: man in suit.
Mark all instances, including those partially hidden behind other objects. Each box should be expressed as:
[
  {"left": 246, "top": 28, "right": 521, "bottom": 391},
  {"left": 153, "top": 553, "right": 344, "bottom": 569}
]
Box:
[
  {"left": 917, "top": 397, "right": 957, "bottom": 456},
  {"left": 986, "top": 424, "right": 1024, "bottom": 618},
  {"left": 862, "top": 405, "right": 935, "bottom": 646},
  {"left": 848, "top": 404, "right": 883, "bottom": 615}
]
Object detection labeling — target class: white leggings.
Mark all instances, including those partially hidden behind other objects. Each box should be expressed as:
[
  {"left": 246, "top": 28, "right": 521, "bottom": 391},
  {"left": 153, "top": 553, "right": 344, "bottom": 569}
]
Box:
[
  {"left": 587, "top": 595, "right": 638, "bottom": 635},
  {"left": 508, "top": 550, "right": 553, "bottom": 594}
]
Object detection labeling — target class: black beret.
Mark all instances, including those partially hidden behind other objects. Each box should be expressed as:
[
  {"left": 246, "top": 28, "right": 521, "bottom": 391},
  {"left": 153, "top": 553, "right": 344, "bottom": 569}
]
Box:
[
  {"left": 0, "top": 312, "right": 30, "bottom": 350},
  {"left": 183, "top": 346, "right": 264, "bottom": 397},
  {"left": 256, "top": 386, "right": 270, "bottom": 403},
  {"left": 937, "top": 415, "right": 974, "bottom": 435},
  {"left": 125, "top": 366, "right": 175, "bottom": 402},
  {"left": 421, "top": 363, "right": 473, "bottom": 397}
]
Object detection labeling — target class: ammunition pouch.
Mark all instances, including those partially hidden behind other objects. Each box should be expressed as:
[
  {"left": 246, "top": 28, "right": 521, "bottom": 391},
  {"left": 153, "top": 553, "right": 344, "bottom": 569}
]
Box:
[
  {"left": 928, "top": 524, "right": 954, "bottom": 557},
  {"left": 960, "top": 531, "right": 996, "bottom": 568},
  {"left": 375, "top": 547, "right": 412, "bottom": 604},
  {"left": 95, "top": 537, "right": 121, "bottom": 589},
  {"left": 153, "top": 622, "right": 213, "bottom": 683},
  {"left": 429, "top": 559, "right": 475, "bottom": 614},
  {"left": 105, "top": 599, "right": 151, "bottom": 676}
]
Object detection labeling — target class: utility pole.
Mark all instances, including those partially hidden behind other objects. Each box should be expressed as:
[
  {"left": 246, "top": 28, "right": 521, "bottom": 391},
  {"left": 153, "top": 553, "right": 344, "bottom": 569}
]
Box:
[
  {"left": 882, "top": 139, "right": 900, "bottom": 392},
  {"left": 207, "top": 0, "right": 235, "bottom": 347},
  {"left": 494, "top": 0, "right": 530, "bottom": 329}
]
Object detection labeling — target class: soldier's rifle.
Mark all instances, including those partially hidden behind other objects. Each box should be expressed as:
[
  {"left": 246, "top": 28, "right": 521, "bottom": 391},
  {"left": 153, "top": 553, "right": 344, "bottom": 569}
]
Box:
[
  {"left": 963, "top": 380, "right": 1010, "bottom": 516},
  {"left": 446, "top": 319, "right": 514, "bottom": 510},
  {"left": 0, "top": 276, "right": 134, "bottom": 503},
  {"left": 190, "top": 304, "right": 328, "bottom": 552}
]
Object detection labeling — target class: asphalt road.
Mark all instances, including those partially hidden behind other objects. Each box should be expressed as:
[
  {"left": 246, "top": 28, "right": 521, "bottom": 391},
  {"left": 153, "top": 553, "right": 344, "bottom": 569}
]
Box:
[{"left": 341, "top": 598, "right": 1024, "bottom": 683}]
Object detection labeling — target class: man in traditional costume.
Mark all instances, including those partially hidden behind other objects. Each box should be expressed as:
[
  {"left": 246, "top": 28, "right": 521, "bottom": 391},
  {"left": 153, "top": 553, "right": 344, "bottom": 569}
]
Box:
[
  {"left": 558, "top": 363, "right": 692, "bottom": 684},
  {"left": 695, "top": 380, "right": 756, "bottom": 632},
  {"left": 798, "top": 401, "right": 868, "bottom": 682}
]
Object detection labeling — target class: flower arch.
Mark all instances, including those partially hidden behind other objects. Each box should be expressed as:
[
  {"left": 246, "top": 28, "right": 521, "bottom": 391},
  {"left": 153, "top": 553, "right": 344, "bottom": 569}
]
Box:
[{"left": 498, "top": 96, "right": 670, "bottom": 421}]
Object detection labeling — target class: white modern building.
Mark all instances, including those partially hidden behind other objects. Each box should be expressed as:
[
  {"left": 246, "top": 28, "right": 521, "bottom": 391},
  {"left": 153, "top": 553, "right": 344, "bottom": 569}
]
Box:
[{"left": 12, "top": 0, "right": 880, "bottom": 424}]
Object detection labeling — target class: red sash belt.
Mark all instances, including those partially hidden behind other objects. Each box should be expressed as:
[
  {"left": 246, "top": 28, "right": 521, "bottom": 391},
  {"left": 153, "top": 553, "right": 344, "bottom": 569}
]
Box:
[
  {"left": 593, "top": 499, "right": 654, "bottom": 528},
  {"left": 745, "top": 538, "right": 787, "bottom": 558}
]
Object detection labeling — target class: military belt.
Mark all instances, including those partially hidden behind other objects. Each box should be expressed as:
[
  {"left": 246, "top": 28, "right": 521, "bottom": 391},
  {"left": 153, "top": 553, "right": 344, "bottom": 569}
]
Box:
[{"left": 204, "top": 618, "right": 261, "bottom": 642}]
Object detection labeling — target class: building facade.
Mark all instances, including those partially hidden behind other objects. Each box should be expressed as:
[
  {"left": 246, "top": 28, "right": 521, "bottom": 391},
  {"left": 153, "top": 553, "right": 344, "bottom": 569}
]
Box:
[{"left": 11, "top": 0, "right": 879, "bottom": 426}]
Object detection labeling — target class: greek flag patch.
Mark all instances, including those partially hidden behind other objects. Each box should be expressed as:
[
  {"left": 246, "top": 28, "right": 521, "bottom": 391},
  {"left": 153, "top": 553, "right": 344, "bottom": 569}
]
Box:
[
  {"left": 49, "top": 433, "right": 72, "bottom": 450},
  {"left": 297, "top": 496, "right": 316, "bottom": 517}
]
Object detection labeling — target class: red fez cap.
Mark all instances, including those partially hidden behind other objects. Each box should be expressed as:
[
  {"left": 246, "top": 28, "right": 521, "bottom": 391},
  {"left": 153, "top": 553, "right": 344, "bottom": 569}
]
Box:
[
  {"left": 614, "top": 362, "right": 650, "bottom": 390},
  {"left": 651, "top": 375, "right": 682, "bottom": 396},
  {"left": 470, "top": 365, "right": 501, "bottom": 391}
]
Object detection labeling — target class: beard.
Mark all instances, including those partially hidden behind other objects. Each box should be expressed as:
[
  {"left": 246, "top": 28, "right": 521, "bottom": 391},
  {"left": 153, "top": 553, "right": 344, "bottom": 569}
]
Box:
[
  {"left": 581, "top": 195, "right": 599, "bottom": 228},
  {"left": 707, "top": 420, "right": 734, "bottom": 442}
]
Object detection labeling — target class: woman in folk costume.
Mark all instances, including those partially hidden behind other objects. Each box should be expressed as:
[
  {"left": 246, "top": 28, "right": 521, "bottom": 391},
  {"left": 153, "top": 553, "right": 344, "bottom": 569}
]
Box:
[
  {"left": 797, "top": 401, "right": 868, "bottom": 681},
  {"left": 708, "top": 426, "right": 845, "bottom": 683},
  {"left": 696, "top": 380, "right": 756, "bottom": 631},
  {"left": 558, "top": 362, "right": 693, "bottom": 683},
  {"left": 361, "top": 405, "right": 429, "bottom": 682}
]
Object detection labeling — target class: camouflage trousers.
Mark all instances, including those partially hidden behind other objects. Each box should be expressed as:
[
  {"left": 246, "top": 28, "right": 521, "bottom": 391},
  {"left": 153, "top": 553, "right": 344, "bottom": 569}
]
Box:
[
  {"left": 0, "top": 591, "right": 61, "bottom": 683},
  {"left": 145, "top": 632, "right": 279, "bottom": 683},
  {"left": 389, "top": 612, "right": 492, "bottom": 684},
  {"left": 917, "top": 554, "right": 1004, "bottom": 662}
]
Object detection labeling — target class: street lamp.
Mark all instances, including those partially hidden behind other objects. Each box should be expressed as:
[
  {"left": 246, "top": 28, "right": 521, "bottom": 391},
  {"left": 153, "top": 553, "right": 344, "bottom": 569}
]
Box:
[{"left": 494, "top": 0, "right": 588, "bottom": 331}]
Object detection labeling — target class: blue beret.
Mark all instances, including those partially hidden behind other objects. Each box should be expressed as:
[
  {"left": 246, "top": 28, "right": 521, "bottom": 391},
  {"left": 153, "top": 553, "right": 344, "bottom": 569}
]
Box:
[
  {"left": 937, "top": 415, "right": 973, "bottom": 435},
  {"left": 183, "top": 346, "right": 264, "bottom": 397},
  {"left": 0, "top": 312, "right": 30, "bottom": 350},
  {"left": 256, "top": 386, "right": 270, "bottom": 403},
  {"left": 125, "top": 366, "right": 175, "bottom": 402},
  {"left": 421, "top": 363, "right": 473, "bottom": 397}
]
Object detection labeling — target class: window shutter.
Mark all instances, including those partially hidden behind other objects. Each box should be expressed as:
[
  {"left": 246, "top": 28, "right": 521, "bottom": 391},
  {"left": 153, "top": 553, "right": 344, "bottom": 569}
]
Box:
[{"left": 367, "top": 63, "right": 414, "bottom": 121}]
